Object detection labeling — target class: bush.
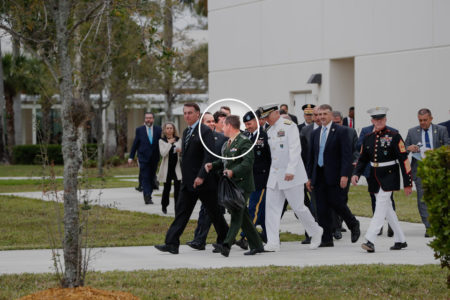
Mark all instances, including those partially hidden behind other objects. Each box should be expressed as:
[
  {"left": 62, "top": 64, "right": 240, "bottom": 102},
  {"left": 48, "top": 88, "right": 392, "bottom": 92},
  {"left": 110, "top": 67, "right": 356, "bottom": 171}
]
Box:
[
  {"left": 107, "top": 155, "right": 125, "bottom": 167},
  {"left": 12, "top": 144, "right": 98, "bottom": 165},
  {"left": 418, "top": 145, "right": 450, "bottom": 287}
]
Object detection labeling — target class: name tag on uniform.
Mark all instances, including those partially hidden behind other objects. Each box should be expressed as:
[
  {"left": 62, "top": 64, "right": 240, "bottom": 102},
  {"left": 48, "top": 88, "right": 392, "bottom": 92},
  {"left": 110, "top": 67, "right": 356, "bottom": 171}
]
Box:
[{"left": 277, "top": 130, "right": 285, "bottom": 137}]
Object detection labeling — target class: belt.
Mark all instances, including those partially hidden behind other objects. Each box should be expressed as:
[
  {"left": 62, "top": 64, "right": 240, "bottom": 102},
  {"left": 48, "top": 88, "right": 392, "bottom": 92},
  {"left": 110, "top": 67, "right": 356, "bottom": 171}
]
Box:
[{"left": 370, "top": 160, "right": 397, "bottom": 167}]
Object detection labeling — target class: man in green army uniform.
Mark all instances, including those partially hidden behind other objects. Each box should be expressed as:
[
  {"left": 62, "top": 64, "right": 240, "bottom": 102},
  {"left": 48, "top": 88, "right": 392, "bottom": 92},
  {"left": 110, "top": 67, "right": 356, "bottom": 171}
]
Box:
[{"left": 205, "top": 115, "right": 264, "bottom": 257}]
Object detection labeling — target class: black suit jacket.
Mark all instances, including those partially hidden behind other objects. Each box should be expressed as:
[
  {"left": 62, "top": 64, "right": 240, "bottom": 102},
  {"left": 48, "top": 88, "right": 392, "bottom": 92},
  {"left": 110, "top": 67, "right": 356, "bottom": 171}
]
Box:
[
  {"left": 342, "top": 117, "right": 354, "bottom": 128},
  {"left": 180, "top": 122, "right": 216, "bottom": 192},
  {"left": 129, "top": 125, "right": 161, "bottom": 164},
  {"left": 307, "top": 122, "right": 352, "bottom": 186},
  {"left": 439, "top": 120, "right": 450, "bottom": 137},
  {"left": 289, "top": 113, "right": 298, "bottom": 125}
]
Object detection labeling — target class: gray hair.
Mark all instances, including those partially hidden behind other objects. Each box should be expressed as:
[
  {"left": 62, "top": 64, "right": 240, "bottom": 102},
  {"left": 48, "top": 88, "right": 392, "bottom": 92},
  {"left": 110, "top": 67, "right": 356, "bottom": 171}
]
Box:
[
  {"left": 332, "top": 111, "right": 343, "bottom": 119},
  {"left": 418, "top": 108, "right": 432, "bottom": 116}
]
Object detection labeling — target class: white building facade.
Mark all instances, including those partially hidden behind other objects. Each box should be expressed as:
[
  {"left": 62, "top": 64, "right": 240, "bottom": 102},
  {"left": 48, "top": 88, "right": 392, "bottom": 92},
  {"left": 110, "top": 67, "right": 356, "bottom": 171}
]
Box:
[{"left": 208, "top": 0, "right": 450, "bottom": 136}]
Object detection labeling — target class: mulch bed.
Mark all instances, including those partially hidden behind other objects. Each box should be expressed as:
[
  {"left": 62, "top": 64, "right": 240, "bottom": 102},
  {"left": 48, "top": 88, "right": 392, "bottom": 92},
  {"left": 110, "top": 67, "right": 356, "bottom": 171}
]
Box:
[{"left": 18, "top": 286, "right": 139, "bottom": 300}]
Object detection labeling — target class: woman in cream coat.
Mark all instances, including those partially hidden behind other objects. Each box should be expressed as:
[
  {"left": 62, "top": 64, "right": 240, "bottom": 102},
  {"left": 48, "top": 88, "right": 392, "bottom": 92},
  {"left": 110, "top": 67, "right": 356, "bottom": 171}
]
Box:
[{"left": 157, "top": 122, "right": 182, "bottom": 214}]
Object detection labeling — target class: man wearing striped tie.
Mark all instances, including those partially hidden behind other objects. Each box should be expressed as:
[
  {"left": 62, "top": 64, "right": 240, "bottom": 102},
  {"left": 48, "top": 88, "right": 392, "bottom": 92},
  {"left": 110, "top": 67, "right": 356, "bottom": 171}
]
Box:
[{"left": 405, "top": 108, "right": 450, "bottom": 237}]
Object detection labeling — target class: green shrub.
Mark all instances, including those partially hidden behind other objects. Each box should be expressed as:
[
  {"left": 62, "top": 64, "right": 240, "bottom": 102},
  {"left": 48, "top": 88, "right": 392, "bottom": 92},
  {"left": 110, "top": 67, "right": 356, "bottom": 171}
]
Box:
[
  {"left": 12, "top": 144, "right": 97, "bottom": 165},
  {"left": 418, "top": 145, "right": 450, "bottom": 287},
  {"left": 107, "top": 155, "right": 125, "bottom": 167}
]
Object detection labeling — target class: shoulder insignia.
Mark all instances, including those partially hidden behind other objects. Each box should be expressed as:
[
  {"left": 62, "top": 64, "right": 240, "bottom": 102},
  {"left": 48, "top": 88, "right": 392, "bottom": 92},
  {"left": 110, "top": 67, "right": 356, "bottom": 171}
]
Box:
[
  {"left": 398, "top": 140, "right": 406, "bottom": 153},
  {"left": 283, "top": 119, "right": 293, "bottom": 125}
]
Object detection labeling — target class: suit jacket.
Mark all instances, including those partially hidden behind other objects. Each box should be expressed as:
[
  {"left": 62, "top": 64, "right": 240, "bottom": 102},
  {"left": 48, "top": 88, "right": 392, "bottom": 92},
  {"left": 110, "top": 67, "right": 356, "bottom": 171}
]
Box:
[
  {"left": 342, "top": 117, "right": 354, "bottom": 128},
  {"left": 212, "top": 133, "right": 255, "bottom": 194},
  {"left": 300, "top": 123, "right": 316, "bottom": 164},
  {"left": 288, "top": 113, "right": 298, "bottom": 125},
  {"left": 129, "top": 125, "right": 161, "bottom": 164},
  {"left": 245, "top": 127, "right": 271, "bottom": 190},
  {"left": 346, "top": 127, "right": 359, "bottom": 164},
  {"left": 307, "top": 122, "right": 352, "bottom": 186},
  {"left": 180, "top": 122, "right": 216, "bottom": 192},
  {"left": 439, "top": 120, "right": 450, "bottom": 137},
  {"left": 213, "top": 131, "right": 228, "bottom": 156},
  {"left": 404, "top": 124, "right": 450, "bottom": 179}
]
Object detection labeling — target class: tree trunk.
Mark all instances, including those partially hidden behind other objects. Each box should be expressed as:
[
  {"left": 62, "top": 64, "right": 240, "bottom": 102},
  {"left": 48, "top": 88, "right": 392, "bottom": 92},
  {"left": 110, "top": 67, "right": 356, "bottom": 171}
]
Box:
[
  {"left": 114, "top": 100, "right": 127, "bottom": 158},
  {"left": 5, "top": 93, "right": 15, "bottom": 157},
  {"left": 0, "top": 40, "right": 6, "bottom": 162},
  {"left": 96, "top": 92, "right": 104, "bottom": 177},
  {"left": 163, "top": 0, "right": 174, "bottom": 122},
  {"left": 53, "top": 0, "right": 83, "bottom": 288},
  {"left": 12, "top": 38, "right": 22, "bottom": 146}
]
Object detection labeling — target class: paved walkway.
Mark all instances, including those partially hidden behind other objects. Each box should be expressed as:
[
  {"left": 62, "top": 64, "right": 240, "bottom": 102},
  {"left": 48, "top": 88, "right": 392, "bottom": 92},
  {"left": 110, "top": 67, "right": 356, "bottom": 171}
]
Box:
[{"left": 0, "top": 187, "right": 438, "bottom": 275}]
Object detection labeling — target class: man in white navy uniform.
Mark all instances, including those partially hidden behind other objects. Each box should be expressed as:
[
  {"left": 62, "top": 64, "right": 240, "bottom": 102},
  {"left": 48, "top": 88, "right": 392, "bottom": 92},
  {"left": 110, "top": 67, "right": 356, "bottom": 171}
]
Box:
[{"left": 258, "top": 104, "right": 323, "bottom": 252}]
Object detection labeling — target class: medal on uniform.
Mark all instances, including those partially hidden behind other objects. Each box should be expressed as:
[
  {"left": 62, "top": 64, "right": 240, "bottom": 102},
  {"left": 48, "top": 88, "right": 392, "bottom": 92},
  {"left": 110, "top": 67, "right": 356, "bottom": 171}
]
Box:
[
  {"left": 384, "top": 151, "right": 388, "bottom": 155},
  {"left": 277, "top": 130, "right": 285, "bottom": 137},
  {"left": 257, "top": 150, "right": 261, "bottom": 155},
  {"left": 230, "top": 148, "right": 237, "bottom": 152}
]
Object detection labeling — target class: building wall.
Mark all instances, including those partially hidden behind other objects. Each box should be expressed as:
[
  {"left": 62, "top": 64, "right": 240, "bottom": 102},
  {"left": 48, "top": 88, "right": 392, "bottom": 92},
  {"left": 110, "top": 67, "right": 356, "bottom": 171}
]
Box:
[{"left": 209, "top": 0, "right": 450, "bottom": 137}]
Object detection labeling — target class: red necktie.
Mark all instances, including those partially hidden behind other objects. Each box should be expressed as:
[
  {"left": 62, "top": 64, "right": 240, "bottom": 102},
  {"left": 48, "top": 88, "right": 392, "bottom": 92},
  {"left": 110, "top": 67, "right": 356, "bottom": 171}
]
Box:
[{"left": 349, "top": 118, "right": 353, "bottom": 128}]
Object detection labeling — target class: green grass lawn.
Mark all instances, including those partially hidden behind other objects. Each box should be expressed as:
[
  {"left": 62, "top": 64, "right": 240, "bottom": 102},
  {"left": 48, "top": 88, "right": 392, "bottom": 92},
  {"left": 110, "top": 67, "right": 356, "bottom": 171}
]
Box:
[
  {"left": 0, "top": 265, "right": 447, "bottom": 299},
  {"left": 0, "top": 195, "right": 301, "bottom": 250},
  {"left": 0, "top": 164, "right": 139, "bottom": 177}
]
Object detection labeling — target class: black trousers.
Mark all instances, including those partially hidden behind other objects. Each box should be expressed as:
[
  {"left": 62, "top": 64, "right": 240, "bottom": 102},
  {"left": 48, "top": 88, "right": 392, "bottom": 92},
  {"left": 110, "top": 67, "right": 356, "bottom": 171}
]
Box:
[
  {"left": 315, "top": 167, "right": 358, "bottom": 243},
  {"left": 139, "top": 160, "right": 158, "bottom": 198},
  {"left": 165, "top": 187, "right": 229, "bottom": 247},
  {"left": 161, "top": 172, "right": 181, "bottom": 210},
  {"left": 192, "top": 203, "right": 225, "bottom": 245}
]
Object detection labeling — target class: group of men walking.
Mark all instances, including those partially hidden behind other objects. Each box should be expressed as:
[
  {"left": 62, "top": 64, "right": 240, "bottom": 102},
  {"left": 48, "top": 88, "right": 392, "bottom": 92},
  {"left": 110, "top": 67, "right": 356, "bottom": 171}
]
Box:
[{"left": 129, "top": 101, "right": 449, "bottom": 257}]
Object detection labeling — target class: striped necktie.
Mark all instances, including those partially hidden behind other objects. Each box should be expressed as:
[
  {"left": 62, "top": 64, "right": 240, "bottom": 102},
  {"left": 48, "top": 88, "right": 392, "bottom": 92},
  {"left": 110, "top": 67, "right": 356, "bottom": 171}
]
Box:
[{"left": 185, "top": 126, "right": 193, "bottom": 147}]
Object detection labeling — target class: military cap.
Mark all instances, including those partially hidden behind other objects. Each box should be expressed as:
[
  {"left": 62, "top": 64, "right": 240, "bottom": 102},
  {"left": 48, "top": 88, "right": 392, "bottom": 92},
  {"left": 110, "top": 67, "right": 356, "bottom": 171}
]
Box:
[
  {"left": 243, "top": 111, "right": 256, "bottom": 123},
  {"left": 367, "top": 107, "right": 389, "bottom": 119},
  {"left": 302, "top": 104, "right": 315, "bottom": 115},
  {"left": 257, "top": 104, "right": 278, "bottom": 119}
]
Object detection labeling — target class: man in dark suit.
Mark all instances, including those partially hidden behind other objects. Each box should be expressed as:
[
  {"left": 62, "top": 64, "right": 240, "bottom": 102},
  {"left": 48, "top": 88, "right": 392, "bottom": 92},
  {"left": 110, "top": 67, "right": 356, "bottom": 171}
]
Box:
[
  {"left": 439, "top": 119, "right": 450, "bottom": 136},
  {"left": 405, "top": 108, "right": 450, "bottom": 237},
  {"left": 155, "top": 103, "right": 229, "bottom": 254},
  {"left": 342, "top": 106, "right": 355, "bottom": 128},
  {"left": 330, "top": 111, "right": 358, "bottom": 239},
  {"left": 128, "top": 112, "right": 161, "bottom": 204},
  {"left": 187, "top": 112, "right": 228, "bottom": 250},
  {"left": 280, "top": 104, "right": 298, "bottom": 125},
  {"left": 357, "top": 122, "right": 397, "bottom": 237},
  {"left": 306, "top": 104, "right": 360, "bottom": 247}
]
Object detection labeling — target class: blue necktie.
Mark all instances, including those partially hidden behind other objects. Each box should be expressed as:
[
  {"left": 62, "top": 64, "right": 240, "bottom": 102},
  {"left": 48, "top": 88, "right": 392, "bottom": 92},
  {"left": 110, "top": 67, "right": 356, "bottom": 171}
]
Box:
[
  {"left": 318, "top": 127, "right": 327, "bottom": 167},
  {"left": 148, "top": 127, "right": 153, "bottom": 144},
  {"left": 424, "top": 128, "right": 431, "bottom": 148}
]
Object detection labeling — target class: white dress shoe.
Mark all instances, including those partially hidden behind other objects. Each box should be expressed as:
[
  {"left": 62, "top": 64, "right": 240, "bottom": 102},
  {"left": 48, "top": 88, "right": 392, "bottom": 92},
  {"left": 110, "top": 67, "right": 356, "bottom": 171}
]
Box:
[
  {"left": 264, "top": 244, "right": 280, "bottom": 252},
  {"left": 309, "top": 227, "right": 323, "bottom": 250}
]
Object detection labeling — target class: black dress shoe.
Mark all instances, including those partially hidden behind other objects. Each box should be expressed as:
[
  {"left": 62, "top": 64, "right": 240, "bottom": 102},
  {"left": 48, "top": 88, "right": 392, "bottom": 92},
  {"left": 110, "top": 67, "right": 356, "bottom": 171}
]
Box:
[
  {"left": 214, "top": 243, "right": 230, "bottom": 257},
  {"left": 377, "top": 227, "right": 383, "bottom": 236},
  {"left": 318, "top": 241, "right": 334, "bottom": 247},
  {"left": 244, "top": 248, "right": 264, "bottom": 255},
  {"left": 362, "top": 240, "right": 375, "bottom": 253},
  {"left": 301, "top": 236, "right": 311, "bottom": 245},
  {"left": 144, "top": 195, "right": 153, "bottom": 205},
  {"left": 387, "top": 225, "right": 394, "bottom": 237},
  {"left": 235, "top": 238, "right": 249, "bottom": 250},
  {"left": 212, "top": 243, "right": 221, "bottom": 253},
  {"left": 390, "top": 242, "right": 407, "bottom": 250},
  {"left": 187, "top": 241, "right": 205, "bottom": 250},
  {"left": 135, "top": 186, "right": 143, "bottom": 192},
  {"left": 333, "top": 229, "right": 342, "bottom": 240},
  {"left": 155, "top": 244, "right": 178, "bottom": 254},
  {"left": 162, "top": 206, "right": 167, "bottom": 214},
  {"left": 351, "top": 221, "right": 361, "bottom": 243}
]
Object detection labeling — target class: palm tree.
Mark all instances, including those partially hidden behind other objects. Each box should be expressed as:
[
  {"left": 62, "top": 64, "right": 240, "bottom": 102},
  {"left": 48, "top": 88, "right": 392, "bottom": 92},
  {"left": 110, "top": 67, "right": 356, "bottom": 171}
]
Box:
[{"left": 2, "top": 53, "right": 41, "bottom": 157}]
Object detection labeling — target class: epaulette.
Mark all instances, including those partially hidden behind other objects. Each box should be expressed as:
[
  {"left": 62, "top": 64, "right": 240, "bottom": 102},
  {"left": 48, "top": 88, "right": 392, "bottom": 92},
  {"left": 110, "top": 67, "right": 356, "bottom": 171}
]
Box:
[{"left": 283, "top": 119, "right": 293, "bottom": 125}]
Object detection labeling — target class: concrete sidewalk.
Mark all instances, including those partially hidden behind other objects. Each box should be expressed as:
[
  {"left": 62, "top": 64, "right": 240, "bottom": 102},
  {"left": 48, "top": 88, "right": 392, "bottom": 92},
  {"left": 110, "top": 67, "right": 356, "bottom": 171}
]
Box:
[{"left": 0, "top": 187, "right": 438, "bottom": 275}]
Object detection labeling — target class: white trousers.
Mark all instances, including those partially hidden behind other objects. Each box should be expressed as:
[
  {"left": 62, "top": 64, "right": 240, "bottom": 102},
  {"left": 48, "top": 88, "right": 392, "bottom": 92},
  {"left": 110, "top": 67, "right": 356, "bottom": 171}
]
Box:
[
  {"left": 365, "top": 188, "right": 406, "bottom": 244},
  {"left": 265, "top": 184, "right": 321, "bottom": 247}
]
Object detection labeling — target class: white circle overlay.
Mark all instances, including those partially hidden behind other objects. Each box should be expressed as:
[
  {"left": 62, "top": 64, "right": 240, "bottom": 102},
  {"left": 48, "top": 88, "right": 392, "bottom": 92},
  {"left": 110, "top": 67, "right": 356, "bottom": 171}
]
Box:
[{"left": 199, "top": 98, "right": 260, "bottom": 160}]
